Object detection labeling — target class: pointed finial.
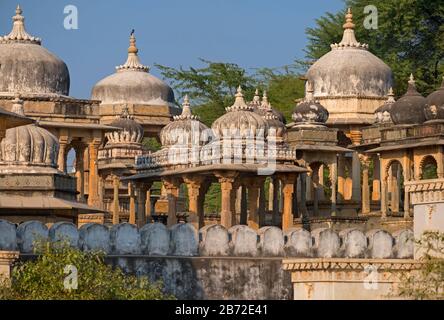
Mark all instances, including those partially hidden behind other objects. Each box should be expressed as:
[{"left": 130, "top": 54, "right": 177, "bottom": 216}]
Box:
[
  {"left": 343, "top": 8, "right": 355, "bottom": 30},
  {"left": 387, "top": 87, "right": 395, "bottom": 102},
  {"left": 252, "top": 88, "right": 261, "bottom": 105},
  {"left": 409, "top": 73, "right": 415, "bottom": 84},
  {"left": 261, "top": 91, "right": 269, "bottom": 107},
  {"left": 227, "top": 85, "right": 251, "bottom": 111},
  {"left": 120, "top": 105, "right": 132, "bottom": 119},
  {"left": 0, "top": 5, "right": 41, "bottom": 44},
  {"left": 116, "top": 30, "right": 149, "bottom": 72},
  {"left": 11, "top": 92, "right": 25, "bottom": 116},
  {"left": 173, "top": 94, "right": 199, "bottom": 120},
  {"left": 406, "top": 74, "right": 421, "bottom": 95}
]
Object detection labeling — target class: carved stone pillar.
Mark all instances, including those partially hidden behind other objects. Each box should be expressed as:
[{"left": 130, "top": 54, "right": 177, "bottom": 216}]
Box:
[
  {"left": 164, "top": 178, "right": 180, "bottom": 227},
  {"left": 330, "top": 161, "right": 338, "bottom": 216},
  {"left": 184, "top": 176, "right": 205, "bottom": 230},
  {"left": 351, "top": 152, "right": 362, "bottom": 202},
  {"left": 337, "top": 155, "right": 345, "bottom": 201},
  {"left": 58, "top": 139, "right": 68, "bottom": 173},
  {"left": 73, "top": 143, "right": 86, "bottom": 202},
  {"left": 128, "top": 181, "right": 136, "bottom": 224},
  {"left": 298, "top": 173, "right": 307, "bottom": 218},
  {"left": 360, "top": 155, "right": 371, "bottom": 215},
  {"left": 136, "top": 183, "right": 150, "bottom": 228},
  {"left": 372, "top": 155, "right": 381, "bottom": 201},
  {"left": 391, "top": 164, "right": 400, "bottom": 213},
  {"left": 280, "top": 174, "right": 296, "bottom": 231},
  {"left": 381, "top": 176, "right": 388, "bottom": 219},
  {"left": 87, "top": 140, "right": 101, "bottom": 207},
  {"left": 112, "top": 175, "right": 120, "bottom": 225},
  {"left": 246, "top": 178, "right": 261, "bottom": 230},
  {"left": 216, "top": 172, "right": 237, "bottom": 229}
]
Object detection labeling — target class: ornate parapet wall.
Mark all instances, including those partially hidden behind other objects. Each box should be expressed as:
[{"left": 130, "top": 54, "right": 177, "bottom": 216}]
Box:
[
  {"left": 405, "top": 178, "right": 444, "bottom": 259},
  {"left": 0, "top": 220, "right": 415, "bottom": 299}
]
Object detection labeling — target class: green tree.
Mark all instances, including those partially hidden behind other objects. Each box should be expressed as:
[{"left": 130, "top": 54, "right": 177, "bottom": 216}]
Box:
[
  {"left": 0, "top": 241, "right": 173, "bottom": 300},
  {"left": 305, "top": 0, "right": 444, "bottom": 95},
  {"left": 397, "top": 231, "right": 444, "bottom": 300}
]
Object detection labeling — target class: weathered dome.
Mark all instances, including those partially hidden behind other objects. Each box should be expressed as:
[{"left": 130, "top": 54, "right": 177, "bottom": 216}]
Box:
[
  {"left": 212, "top": 87, "right": 268, "bottom": 139},
  {"left": 255, "top": 91, "right": 286, "bottom": 140},
  {"left": 160, "top": 95, "right": 210, "bottom": 147},
  {"left": 374, "top": 88, "right": 395, "bottom": 124},
  {"left": 91, "top": 32, "right": 174, "bottom": 105},
  {"left": 292, "top": 82, "right": 329, "bottom": 125},
  {"left": 0, "top": 95, "right": 58, "bottom": 168},
  {"left": 252, "top": 90, "right": 286, "bottom": 124},
  {"left": 306, "top": 8, "right": 392, "bottom": 98},
  {"left": 390, "top": 75, "right": 426, "bottom": 125},
  {"left": 106, "top": 107, "right": 144, "bottom": 144},
  {"left": 424, "top": 77, "right": 444, "bottom": 121},
  {"left": 0, "top": 6, "right": 70, "bottom": 96}
]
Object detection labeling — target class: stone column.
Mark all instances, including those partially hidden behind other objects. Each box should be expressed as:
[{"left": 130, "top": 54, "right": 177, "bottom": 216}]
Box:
[
  {"left": 360, "top": 155, "right": 371, "bottom": 215},
  {"left": 268, "top": 179, "right": 274, "bottom": 211},
  {"left": 372, "top": 155, "right": 381, "bottom": 201},
  {"left": 298, "top": 173, "right": 307, "bottom": 218},
  {"left": 128, "top": 182, "right": 136, "bottom": 224},
  {"left": 381, "top": 176, "right": 388, "bottom": 219},
  {"left": 240, "top": 185, "right": 248, "bottom": 225},
  {"left": 164, "top": 178, "right": 180, "bottom": 227},
  {"left": 351, "top": 152, "right": 362, "bottom": 202},
  {"left": 246, "top": 178, "right": 260, "bottom": 230},
  {"left": 0, "top": 251, "right": 19, "bottom": 282},
  {"left": 337, "top": 154, "right": 345, "bottom": 201},
  {"left": 136, "top": 183, "right": 150, "bottom": 228},
  {"left": 317, "top": 165, "right": 325, "bottom": 201},
  {"left": 87, "top": 140, "right": 101, "bottom": 207},
  {"left": 330, "top": 161, "right": 338, "bottom": 216},
  {"left": 391, "top": 164, "right": 400, "bottom": 213},
  {"left": 112, "top": 175, "right": 120, "bottom": 225},
  {"left": 74, "top": 143, "right": 86, "bottom": 202},
  {"left": 311, "top": 166, "right": 320, "bottom": 216},
  {"left": 58, "top": 140, "right": 68, "bottom": 173},
  {"left": 184, "top": 176, "right": 205, "bottom": 230},
  {"left": 280, "top": 174, "right": 296, "bottom": 231},
  {"left": 216, "top": 172, "right": 237, "bottom": 229}
]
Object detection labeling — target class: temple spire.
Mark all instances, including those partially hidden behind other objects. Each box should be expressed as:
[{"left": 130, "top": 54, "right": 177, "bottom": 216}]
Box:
[
  {"left": 0, "top": 5, "right": 41, "bottom": 44},
  {"left": 116, "top": 30, "right": 149, "bottom": 72},
  {"left": 174, "top": 95, "right": 199, "bottom": 120},
  {"left": 406, "top": 74, "right": 420, "bottom": 95},
  {"left": 11, "top": 93, "right": 25, "bottom": 116},
  {"left": 331, "top": 8, "right": 367, "bottom": 50},
  {"left": 387, "top": 87, "right": 395, "bottom": 103}
]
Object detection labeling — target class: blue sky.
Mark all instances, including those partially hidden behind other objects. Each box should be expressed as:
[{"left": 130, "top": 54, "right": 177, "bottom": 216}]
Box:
[{"left": 0, "top": 0, "right": 344, "bottom": 99}]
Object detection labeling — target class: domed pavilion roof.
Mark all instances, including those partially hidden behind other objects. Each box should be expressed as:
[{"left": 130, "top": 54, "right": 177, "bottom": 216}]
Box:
[
  {"left": 424, "top": 77, "right": 444, "bottom": 121},
  {"left": 91, "top": 31, "right": 175, "bottom": 106},
  {"left": 374, "top": 88, "right": 396, "bottom": 124},
  {"left": 390, "top": 75, "right": 426, "bottom": 125},
  {"left": 292, "top": 82, "right": 329, "bottom": 126},
  {"left": 0, "top": 6, "right": 70, "bottom": 96},
  {"left": 106, "top": 107, "right": 144, "bottom": 145},
  {"left": 0, "top": 94, "right": 59, "bottom": 170},
  {"left": 306, "top": 8, "right": 393, "bottom": 98}
]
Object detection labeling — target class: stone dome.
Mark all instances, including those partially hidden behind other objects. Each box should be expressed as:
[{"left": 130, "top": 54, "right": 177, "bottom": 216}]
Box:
[
  {"left": 106, "top": 107, "right": 144, "bottom": 144},
  {"left": 160, "top": 95, "right": 210, "bottom": 147},
  {"left": 424, "top": 77, "right": 444, "bottom": 121},
  {"left": 91, "top": 31, "right": 174, "bottom": 106},
  {"left": 0, "top": 6, "right": 70, "bottom": 96},
  {"left": 306, "top": 9, "right": 392, "bottom": 98},
  {"left": 292, "top": 82, "right": 329, "bottom": 125},
  {"left": 374, "top": 88, "right": 395, "bottom": 124},
  {"left": 212, "top": 87, "right": 268, "bottom": 139},
  {"left": 390, "top": 75, "right": 426, "bottom": 125},
  {"left": 0, "top": 95, "right": 58, "bottom": 168}
]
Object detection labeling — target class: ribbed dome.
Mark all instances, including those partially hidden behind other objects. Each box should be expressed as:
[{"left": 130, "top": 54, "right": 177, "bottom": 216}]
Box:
[
  {"left": 160, "top": 95, "right": 210, "bottom": 147},
  {"left": 374, "top": 88, "right": 395, "bottom": 123},
  {"left": 306, "top": 9, "right": 392, "bottom": 98},
  {"left": 106, "top": 107, "right": 144, "bottom": 144},
  {"left": 424, "top": 77, "right": 444, "bottom": 121},
  {"left": 390, "top": 75, "right": 426, "bottom": 125},
  {"left": 0, "top": 95, "right": 58, "bottom": 167},
  {"left": 0, "top": 6, "right": 70, "bottom": 96},
  {"left": 292, "top": 82, "right": 329, "bottom": 125},
  {"left": 212, "top": 87, "right": 268, "bottom": 139},
  {"left": 91, "top": 32, "right": 174, "bottom": 105}
]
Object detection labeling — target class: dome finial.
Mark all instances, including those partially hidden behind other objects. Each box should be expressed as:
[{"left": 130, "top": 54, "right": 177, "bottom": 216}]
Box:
[
  {"left": 173, "top": 94, "right": 200, "bottom": 121},
  {"left": 0, "top": 5, "right": 41, "bottom": 44},
  {"left": 11, "top": 92, "right": 25, "bottom": 116},
  {"left": 387, "top": 87, "right": 395, "bottom": 103},
  {"left": 261, "top": 90, "right": 269, "bottom": 107},
  {"left": 331, "top": 7, "right": 367, "bottom": 50},
  {"left": 228, "top": 85, "right": 251, "bottom": 112},
  {"left": 116, "top": 30, "right": 149, "bottom": 72},
  {"left": 252, "top": 88, "right": 261, "bottom": 105}
]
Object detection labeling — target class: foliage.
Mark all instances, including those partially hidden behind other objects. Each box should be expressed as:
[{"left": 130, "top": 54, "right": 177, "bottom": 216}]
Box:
[
  {"left": 397, "top": 231, "right": 444, "bottom": 300},
  {"left": 142, "top": 137, "right": 162, "bottom": 152},
  {"left": 0, "top": 240, "right": 173, "bottom": 300},
  {"left": 305, "top": 0, "right": 444, "bottom": 95}
]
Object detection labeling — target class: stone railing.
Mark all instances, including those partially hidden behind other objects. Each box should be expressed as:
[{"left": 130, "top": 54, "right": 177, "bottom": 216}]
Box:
[
  {"left": 404, "top": 178, "right": 444, "bottom": 205},
  {"left": 0, "top": 220, "right": 413, "bottom": 259}
]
